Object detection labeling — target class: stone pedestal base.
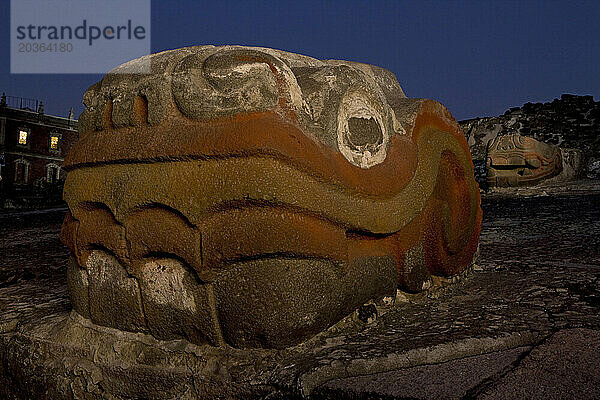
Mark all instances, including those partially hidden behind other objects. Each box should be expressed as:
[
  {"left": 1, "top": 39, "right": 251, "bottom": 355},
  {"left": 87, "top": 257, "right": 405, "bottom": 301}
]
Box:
[{"left": 1, "top": 266, "right": 497, "bottom": 400}]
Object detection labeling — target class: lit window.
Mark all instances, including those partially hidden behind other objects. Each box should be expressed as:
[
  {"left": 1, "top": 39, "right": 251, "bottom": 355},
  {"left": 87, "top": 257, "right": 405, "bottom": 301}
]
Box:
[
  {"left": 18, "top": 129, "right": 28, "bottom": 145},
  {"left": 50, "top": 135, "right": 59, "bottom": 150}
]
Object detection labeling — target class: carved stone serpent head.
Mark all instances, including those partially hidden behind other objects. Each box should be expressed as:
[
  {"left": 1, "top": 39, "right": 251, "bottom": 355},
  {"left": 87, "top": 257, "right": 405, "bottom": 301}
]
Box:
[
  {"left": 61, "top": 45, "right": 482, "bottom": 349},
  {"left": 486, "top": 134, "right": 562, "bottom": 187}
]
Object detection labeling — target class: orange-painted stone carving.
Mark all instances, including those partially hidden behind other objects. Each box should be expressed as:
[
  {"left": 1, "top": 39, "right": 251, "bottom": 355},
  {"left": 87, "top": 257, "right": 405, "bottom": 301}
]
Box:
[
  {"left": 60, "top": 46, "right": 482, "bottom": 349},
  {"left": 486, "top": 134, "right": 562, "bottom": 187}
]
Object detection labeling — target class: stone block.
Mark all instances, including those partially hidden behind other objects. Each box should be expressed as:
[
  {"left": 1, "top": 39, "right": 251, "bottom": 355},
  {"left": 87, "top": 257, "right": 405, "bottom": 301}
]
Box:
[
  {"left": 66, "top": 256, "right": 90, "bottom": 319},
  {"left": 86, "top": 250, "right": 147, "bottom": 332},
  {"left": 137, "top": 258, "right": 223, "bottom": 346}
]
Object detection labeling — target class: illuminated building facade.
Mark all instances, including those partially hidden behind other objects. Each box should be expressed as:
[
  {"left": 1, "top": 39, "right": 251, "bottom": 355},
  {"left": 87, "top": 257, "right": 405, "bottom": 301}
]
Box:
[{"left": 0, "top": 93, "right": 78, "bottom": 207}]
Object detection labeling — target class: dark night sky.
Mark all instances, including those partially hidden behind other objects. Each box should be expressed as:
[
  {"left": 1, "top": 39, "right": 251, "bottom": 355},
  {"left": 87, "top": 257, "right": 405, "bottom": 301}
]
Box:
[{"left": 0, "top": 0, "right": 598, "bottom": 121}]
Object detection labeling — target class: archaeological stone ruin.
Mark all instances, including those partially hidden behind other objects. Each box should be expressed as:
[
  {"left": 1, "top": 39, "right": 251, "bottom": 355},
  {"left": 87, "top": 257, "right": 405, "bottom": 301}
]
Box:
[
  {"left": 59, "top": 45, "right": 482, "bottom": 349},
  {"left": 460, "top": 94, "right": 600, "bottom": 186},
  {"left": 485, "top": 134, "right": 562, "bottom": 187}
]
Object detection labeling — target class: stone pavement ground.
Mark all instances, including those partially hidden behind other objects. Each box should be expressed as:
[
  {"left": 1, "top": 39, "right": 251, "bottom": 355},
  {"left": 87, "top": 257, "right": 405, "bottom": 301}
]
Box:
[
  {"left": 0, "top": 181, "right": 599, "bottom": 399},
  {"left": 314, "top": 181, "right": 600, "bottom": 399}
]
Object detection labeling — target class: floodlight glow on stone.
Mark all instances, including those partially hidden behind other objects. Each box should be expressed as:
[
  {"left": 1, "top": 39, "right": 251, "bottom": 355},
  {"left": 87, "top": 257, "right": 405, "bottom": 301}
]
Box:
[{"left": 60, "top": 45, "right": 482, "bottom": 350}]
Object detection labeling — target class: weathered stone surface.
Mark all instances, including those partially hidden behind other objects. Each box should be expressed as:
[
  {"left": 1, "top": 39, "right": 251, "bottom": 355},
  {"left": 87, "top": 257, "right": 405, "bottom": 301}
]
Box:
[
  {"left": 214, "top": 256, "right": 396, "bottom": 349},
  {"left": 588, "top": 158, "right": 600, "bottom": 179},
  {"left": 315, "top": 346, "right": 531, "bottom": 399},
  {"left": 85, "top": 251, "right": 147, "bottom": 332},
  {"left": 486, "top": 134, "right": 562, "bottom": 187},
  {"left": 65, "top": 256, "right": 89, "bottom": 319},
  {"left": 60, "top": 45, "right": 481, "bottom": 348},
  {"left": 546, "top": 147, "right": 585, "bottom": 183},
  {"left": 137, "top": 257, "right": 224, "bottom": 347},
  {"left": 480, "top": 329, "right": 600, "bottom": 400}
]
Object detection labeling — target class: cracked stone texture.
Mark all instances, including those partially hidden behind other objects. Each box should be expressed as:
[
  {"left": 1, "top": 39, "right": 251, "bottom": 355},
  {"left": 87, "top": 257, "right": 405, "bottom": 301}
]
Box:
[
  {"left": 479, "top": 329, "right": 600, "bottom": 400},
  {"left": 314, "top": 346, "right": 532, "bottom": 399},
  {"left": 1, "top": 181, "right": 600, "bottom": 398}
]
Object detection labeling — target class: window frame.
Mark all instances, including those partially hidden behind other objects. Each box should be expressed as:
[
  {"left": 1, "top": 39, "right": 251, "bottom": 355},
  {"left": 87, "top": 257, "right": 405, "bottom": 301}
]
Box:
[
  {"left": 14, "top": 158, "right": 30, "bottom": 184},
  {"left": 46, "top": 162, "right": 61, "bottom": 183},
  {"left": 17, "top": 127, "right": 31, "bottom": 148},
  {"left": 48, "top": 131, "right": 62, "bottom": 153}
]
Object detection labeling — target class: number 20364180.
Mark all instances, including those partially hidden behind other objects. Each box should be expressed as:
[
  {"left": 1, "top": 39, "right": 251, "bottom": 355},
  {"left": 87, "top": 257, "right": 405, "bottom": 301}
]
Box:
[{"left": 18, "top": 42, "right": 73, "bottom": 52}]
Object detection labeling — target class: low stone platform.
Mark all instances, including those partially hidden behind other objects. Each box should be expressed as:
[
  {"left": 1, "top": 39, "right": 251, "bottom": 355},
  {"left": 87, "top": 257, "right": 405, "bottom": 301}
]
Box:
[{"left": 1, "top": 183, "right": 600, "bottom": 399}]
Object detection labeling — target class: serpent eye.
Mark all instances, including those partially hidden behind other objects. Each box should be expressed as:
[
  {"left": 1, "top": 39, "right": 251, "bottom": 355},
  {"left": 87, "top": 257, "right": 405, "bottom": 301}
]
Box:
[{"left": 337, "top": 89, "right": 388, "bottom": 169}]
